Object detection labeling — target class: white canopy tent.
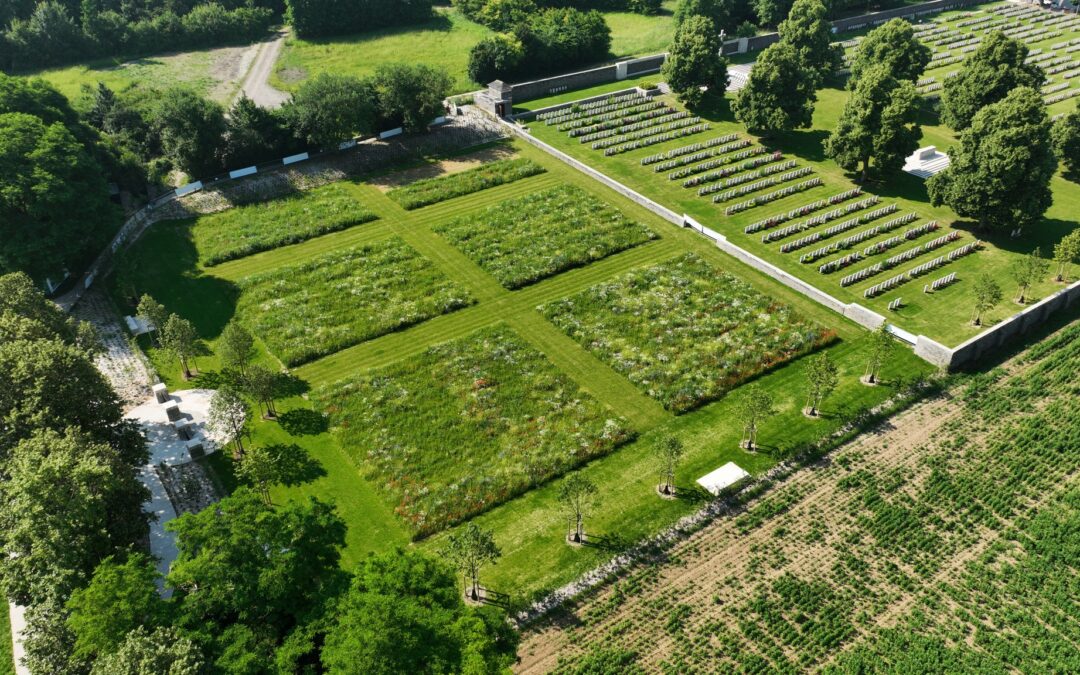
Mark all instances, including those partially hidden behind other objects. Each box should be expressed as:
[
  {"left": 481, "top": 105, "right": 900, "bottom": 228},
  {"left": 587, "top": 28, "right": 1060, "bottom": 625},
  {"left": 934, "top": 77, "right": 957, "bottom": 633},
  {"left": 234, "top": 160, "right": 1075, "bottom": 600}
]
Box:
[{"left": 696, "top": 462, "right": 750, "bottom": 496}]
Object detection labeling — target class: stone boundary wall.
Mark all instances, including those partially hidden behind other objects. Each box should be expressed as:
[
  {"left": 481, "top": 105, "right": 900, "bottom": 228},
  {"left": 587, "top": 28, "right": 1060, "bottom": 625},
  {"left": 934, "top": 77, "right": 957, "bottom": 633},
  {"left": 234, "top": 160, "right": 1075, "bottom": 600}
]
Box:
[
  {"left": 915, "top": 279, "right": 1080, "bottom": 369},
  {"left": 509, "top": 54, "right": 667, "bottom": 102}
]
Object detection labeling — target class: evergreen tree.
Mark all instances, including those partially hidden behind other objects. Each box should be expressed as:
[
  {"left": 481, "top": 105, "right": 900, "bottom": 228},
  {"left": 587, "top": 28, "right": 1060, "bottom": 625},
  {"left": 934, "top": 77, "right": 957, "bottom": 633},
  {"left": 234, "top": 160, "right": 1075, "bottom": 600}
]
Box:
[
  {"left": 928, "top": 87, "right": 1056, "bottom": 234},
  {"left": 941, "top": 32, "right": 1044, "bottom": 131},
  {"left": 661, "top": 14, "right": 729, "bottom": 107}
]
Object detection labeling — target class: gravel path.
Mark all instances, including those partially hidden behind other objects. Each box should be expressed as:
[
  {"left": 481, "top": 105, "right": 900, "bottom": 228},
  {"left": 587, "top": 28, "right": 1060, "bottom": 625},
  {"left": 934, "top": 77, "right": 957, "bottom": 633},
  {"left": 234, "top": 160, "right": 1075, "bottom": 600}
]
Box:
[
  {"left": 237, "top": 31, "right": 290, "bottom": 109},
  {"left": 71, "top": 287, "right": 153, "bottom": 409}
]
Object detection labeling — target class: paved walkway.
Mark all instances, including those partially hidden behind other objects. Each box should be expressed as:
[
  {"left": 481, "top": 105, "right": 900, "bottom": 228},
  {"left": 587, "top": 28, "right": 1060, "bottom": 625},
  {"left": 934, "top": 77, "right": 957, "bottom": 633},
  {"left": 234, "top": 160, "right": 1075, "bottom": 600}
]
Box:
[
  {"left": 7, "top": 602, "right": 26, "bottom": 675},
  {"left": 126, "top": 388, "right": 224, "bottom": 593}
]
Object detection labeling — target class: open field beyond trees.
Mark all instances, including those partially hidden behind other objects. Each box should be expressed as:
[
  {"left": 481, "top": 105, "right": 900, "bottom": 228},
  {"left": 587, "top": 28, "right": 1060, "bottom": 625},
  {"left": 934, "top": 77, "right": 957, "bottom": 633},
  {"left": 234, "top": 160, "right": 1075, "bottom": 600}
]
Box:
[
  {"left": 518, "top": 315, "right": 1080, "bottom": 673},
  {"left": 111, "top": 138, "right": 932, "bottom": 601}
]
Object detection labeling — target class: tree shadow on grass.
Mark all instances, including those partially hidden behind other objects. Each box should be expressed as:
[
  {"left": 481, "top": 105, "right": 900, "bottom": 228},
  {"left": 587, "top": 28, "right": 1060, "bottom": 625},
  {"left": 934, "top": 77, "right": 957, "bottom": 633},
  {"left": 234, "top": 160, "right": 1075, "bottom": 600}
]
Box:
[
  {"left": 581, "top": 532, "right": 631, "bottom": 552},
  {"left": 110, "top": 220, "right": 239, "bottom": 340},
  {"left": 693, "top": 91, "right": 734, "bottom": 123},
  {"left": 279, "top": 408, "right": 330, "bottom": 436},
  {"left": 772, "top": 128, "right": 831, "bottom": 163},
  {"left": 269, "top": 443, "right": 327, "bottom": 486}
]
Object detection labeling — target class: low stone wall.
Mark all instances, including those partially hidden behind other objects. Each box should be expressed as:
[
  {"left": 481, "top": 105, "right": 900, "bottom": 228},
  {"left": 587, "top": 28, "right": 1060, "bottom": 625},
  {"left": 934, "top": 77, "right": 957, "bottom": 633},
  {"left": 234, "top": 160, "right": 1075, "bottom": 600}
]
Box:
[
  {"left": 916, "top": 279, "right": 1080, "bottom": 369},
  {"left": 832, "top": 0, "right": 982, "bottom": 32},
  {"left": 509, "top": 54, "right": 667, "bottom": 102}
]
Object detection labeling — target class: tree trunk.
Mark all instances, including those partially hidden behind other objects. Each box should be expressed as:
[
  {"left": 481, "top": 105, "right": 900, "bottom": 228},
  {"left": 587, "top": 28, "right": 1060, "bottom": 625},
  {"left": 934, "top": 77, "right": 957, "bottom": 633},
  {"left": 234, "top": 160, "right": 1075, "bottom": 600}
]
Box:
[{"left": 179, "top": 357, "right": 190, "bottom": 379}]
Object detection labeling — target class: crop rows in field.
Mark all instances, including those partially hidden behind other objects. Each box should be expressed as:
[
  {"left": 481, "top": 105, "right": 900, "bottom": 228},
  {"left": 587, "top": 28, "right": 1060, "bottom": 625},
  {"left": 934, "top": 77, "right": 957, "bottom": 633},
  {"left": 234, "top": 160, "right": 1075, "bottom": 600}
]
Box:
[
  {"left": 840, "top": 3, "right": 1080, "bottom": 108},
  {"left": 524, "top": 319, "right": 1080, "bottom": 674},
  {"left": 188, "top": 182, "right": 379, "bottom": 266},
  {"left": 312, "top": 324, "right": 635, "bottom": 537},
  {"left": 431, "top": 184, "right": 658, "bottom": 290},
  {"left": 386, "top": 157, "right": 546, "bottom": 210},
  {"left": 539, "top": 253, "right": 835, "bottom": 413},
  {"left": 540, "top": 93, "right": 712, "bottom": 156},
  {"left": 236, "top": 236, "right": 475, "bottom": 366}
]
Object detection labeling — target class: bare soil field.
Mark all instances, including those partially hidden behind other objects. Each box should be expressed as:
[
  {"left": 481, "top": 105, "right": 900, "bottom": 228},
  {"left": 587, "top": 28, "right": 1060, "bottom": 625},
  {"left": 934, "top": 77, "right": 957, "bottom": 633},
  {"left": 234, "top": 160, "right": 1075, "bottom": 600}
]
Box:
[
  {"left": 517, "top": 318, "right": 1080, "bottom": 673},
  {"left": 368, "top": 145, "right": 518, "bottom": 191}
]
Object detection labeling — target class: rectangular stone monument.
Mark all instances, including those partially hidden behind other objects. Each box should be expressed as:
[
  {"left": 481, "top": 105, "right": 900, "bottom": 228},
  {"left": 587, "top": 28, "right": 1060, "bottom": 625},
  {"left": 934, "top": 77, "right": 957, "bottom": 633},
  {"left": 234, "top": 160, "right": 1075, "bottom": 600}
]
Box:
[
  {"left": 185, "top": 439, "right": 205, "bottom": 459},
  {"left": 173, "top": 419, "right": 192, "bottom": 440},
  {"left": 152, "top": 383, "right": 169, "bottom": 404},
  {"left": 918, "top": 146, "right": 937, "bottom": 160},
  {"left": 163, "top": 401, "right": 181, "bottom": 422}
]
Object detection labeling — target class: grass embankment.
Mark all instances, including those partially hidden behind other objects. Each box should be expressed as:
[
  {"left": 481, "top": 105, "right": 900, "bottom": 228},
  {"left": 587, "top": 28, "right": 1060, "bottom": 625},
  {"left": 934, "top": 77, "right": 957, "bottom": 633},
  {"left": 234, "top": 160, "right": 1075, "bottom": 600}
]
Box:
[
  {"left": 112, "top": 138, "right": 932, "bottom": 601},
  {"left": 522, "top": 79, "right": 1077, "bottom": 346}
]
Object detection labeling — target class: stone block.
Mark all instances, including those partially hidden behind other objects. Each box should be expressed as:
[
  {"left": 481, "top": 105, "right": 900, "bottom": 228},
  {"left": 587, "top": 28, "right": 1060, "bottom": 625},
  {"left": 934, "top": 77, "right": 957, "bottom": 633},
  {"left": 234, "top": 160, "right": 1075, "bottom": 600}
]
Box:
[
  {"left": 173, "top": 419, "right": 191, "bottom": 440},
  {"left": 163, "top": 401, "right": 181, "bottom": 422},
  {"left": 152, "top": 383, "right": 169, "bottom": 404}
]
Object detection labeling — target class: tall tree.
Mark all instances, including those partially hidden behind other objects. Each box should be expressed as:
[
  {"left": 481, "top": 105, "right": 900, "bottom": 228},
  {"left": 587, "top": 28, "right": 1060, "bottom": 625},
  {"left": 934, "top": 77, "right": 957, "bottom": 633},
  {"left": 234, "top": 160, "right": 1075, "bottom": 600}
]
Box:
[
  {"left": 778, "top": 0, "right": 841, "bottom": 87},
  {"left": 825, "top": 64, "right": 920, "bottom": 181},
  {"left": 558, "top": 472, "right": 599, "bottom": 544},
  {"left": 734, "top": 384, "right": 775, "bottom": 450},
  {"left": 322, "top": 548, "right": 517, "bottom": 674},
  {"left": 804, "top": 351, "right": 838, "bottom": 417},
  {"left": 654, "top": 435, "right": 685, "bottom": 496},
  {"left": 927, "top": 87, "right": 1056, "bottom": 234},
  {"left": 136, "top": 293, "right": 167, "bottom": 346},
  {"left": 971, "top": 273, "right": 1002, "bottom": 326},
  {"left": 242, "top": 364, "right": 280, "bottom": 418},
  {"left": 207, "top": 385, "right": 249, "bottom": 458},
  {"left": 661, "top": 14, "right": 729, "bottom": 107},
  {"left": 754, "top": 0, "right": 794, "bottom": 28},
  {"left": 161, "top": 313, "right": 199, "bottom": 379},
  {"left": 941, "top": 32, "right": 1043, "bottom": 131},
  {"left": 90, "top": 627, "right": 208, "bottom": 675},
  {"left": 444, "top": 523, "right": 501, "bottom": 602},
  {"left": 0, "top": 111, "right": 115, "bottom": 283},
  {"left": 0, "top": 427, "right": 149, "bottom": 606},
  {"left": 863, "top": 323, "right": 894, "bottom": 385},
  {"left": 148, "top": 88, "right": 226, "bottom": 179},
  {"left": 372, "top": 63, "right": 453, "bottom": 133},
  {"left": 733, "top": 41, "right": 817, "bottom": 135},
  {"left": 217, "top": 319, "right": 254, "bottom": 376},
  {"left": 65, "top": 554, "right": 167, "bottom": 661},
  {"left": 1051, "top": 100, "right": 1080, "bottom": 176},
  {"left": 674, "top": 0, "right": 731, "bottom": 35},
  {"left": 281, "top": 73, "right": 377, "bottom": 149},
  {"left": 220, "top": 94, "right": 289, "bottom": 170},
  {"left": 235, "top": 443, "right": 317, "bottom": 505},
  {"left": 1011, "top": 247, "right": 1050, "bottom": 304},
  {"left": 1053, "top": 230, "right": 1080, "bottom": 282},
  {"left": 849, "top": 19, "right": 932, "bottom": 84},
  {"left": 166, "top": 489, "right": 346, "bottom": 657}
]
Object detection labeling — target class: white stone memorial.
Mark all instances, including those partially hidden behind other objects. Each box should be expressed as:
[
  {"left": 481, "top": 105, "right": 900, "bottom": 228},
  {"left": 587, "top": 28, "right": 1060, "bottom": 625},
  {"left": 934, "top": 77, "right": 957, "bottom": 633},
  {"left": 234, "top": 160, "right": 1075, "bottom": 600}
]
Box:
[
  {"left": 185, "top": 439, "right": 205, "bottom": 458},
  {"left": 696, "top": 462, "right": 751, "bottom": 496},
  {"left": 152, "top": 383, "right": 170, "bottom": 404},
  {"left": 163, "top": 401, "right": 181, "bottom": 422},
  {"left": 173, "top": 419, "right": 192, "bottom": 440}
]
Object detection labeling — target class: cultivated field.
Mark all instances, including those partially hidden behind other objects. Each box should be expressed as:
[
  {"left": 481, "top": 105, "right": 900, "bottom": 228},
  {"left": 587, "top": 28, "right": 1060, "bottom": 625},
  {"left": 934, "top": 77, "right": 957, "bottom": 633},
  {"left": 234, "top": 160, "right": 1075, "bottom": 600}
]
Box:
[
  {"left": 112, "top": 139, "right": 930, "bottom": 598},
  {"left": 517, "top": 315, "right": 1080, "bottom": 673}
]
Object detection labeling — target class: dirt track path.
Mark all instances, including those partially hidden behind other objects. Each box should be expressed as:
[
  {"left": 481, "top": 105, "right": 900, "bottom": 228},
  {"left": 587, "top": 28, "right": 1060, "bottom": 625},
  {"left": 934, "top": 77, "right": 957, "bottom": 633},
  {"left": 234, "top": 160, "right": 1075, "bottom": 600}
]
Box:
[{"left": 237, "top": 30, "right": 290, "bottom": 109}]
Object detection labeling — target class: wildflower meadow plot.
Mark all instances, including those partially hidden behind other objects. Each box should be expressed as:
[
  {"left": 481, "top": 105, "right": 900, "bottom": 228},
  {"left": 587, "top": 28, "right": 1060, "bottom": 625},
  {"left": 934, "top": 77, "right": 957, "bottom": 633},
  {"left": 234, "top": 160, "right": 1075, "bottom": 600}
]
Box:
[
  {"left": 386, "top": 157, "right": 546, "bottom": 210},
  {"left": 432, "top": 184, "right": 658, "bottom": 289},
  {"left": 541, "top": 254, "right": 835, "bottom": 413},
  {"left": 236, "top": 236, "right": 474, "bottom": 366},
  {"left": 190, "top": 182, "right": 379, "bottom": 266},
  {"left": 314, "top": 325, "right": 635, "bottom": 537}
]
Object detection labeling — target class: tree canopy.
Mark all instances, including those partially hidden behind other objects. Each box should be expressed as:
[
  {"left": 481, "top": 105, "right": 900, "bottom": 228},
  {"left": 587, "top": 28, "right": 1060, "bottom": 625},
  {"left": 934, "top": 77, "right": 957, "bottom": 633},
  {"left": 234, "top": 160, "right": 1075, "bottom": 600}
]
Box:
[
  {"left": 825, "top": 64, "right": 921, "bottom": 181},
  {"left": 849, "top": 19, "right": 932, "bottom": 84},
  {"left": 674, "top": 0, "right": 731, "bottom": 34},
  {"left": 1051, "top": 99, "right": 1080, "bottom": 176},
  {"left": 941, "top": 31, "right": 1044, "bottom": 131},
  {"left": 733, "top": 41, "right": 817, "bottom": 135},
  {"left": 662, "top": 14, "right": 729, "bottom": 107},
  {"left": 928, "top": 86, "right": 1056, "bottom": 233},
  {"left": 778, "top": 0, "right": 841, "bottom": 87}
]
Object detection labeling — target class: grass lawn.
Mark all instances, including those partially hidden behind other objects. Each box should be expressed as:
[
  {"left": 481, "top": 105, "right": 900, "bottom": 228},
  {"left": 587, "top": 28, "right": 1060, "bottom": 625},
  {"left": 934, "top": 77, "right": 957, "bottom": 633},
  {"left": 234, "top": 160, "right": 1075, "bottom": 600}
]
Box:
[
  {"left": 605, "top": 0, "right": 678, "bottom": 58},
  {"left": 521, "top": 80, "right": 1077, "bottom": 347},
  {"left": 27, "top": 40, "right": 264, "bottom": 103},
  {"left": 314, "top": 324, "right": 635, "bottom": 538},
  {"left": 271, "top": 7, "right": 492, "bottom": 94},
  {"left": 111, "top": 137, "right": 935, "bottom": 602},
  {"left": 0, "top": 600, "right": 11, "bottom": 675}
]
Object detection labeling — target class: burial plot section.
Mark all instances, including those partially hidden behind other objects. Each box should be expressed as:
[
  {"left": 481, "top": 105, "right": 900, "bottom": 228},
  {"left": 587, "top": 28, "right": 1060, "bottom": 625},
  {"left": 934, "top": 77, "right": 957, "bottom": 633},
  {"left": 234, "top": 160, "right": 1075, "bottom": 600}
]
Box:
[
  {"left": 541, "top": 253, "right": 835, "bottom": 413},
  {"left": 313, "top": 324, "right": 635, "bottom": 537},
  {"left": 235, "top": 236, "right": 474, "bottom": 366}
]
